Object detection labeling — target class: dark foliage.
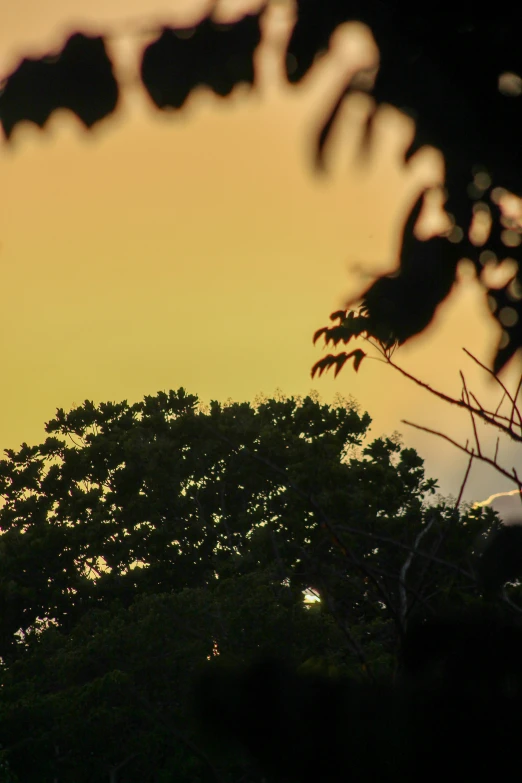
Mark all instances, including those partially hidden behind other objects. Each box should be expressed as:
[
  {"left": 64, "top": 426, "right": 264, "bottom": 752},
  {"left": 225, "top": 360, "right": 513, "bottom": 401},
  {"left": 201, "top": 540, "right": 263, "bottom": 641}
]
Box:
[
  {"left": 1, "top": 4, "right": 522, "bottom": 369},
  {"left": 193, "top": 655, "right": 401, "bottom": 783},
  {"left": 478, "top": 523, "right": 522, "bottom": 597},
  {"left": 0, "top": 389, "right": 515, "bottom": 780},
  {"left": 288, "top": 2, "right": 522, "bottom": 372},
  {"left": 141, "top": 14, "right": 261, "bottom": 110},
  {"left": 194, "top": 601, "right": 522, "bottom": 783},
  {"left": 0, "top": 34, "right": 118, "bottom": 137}
]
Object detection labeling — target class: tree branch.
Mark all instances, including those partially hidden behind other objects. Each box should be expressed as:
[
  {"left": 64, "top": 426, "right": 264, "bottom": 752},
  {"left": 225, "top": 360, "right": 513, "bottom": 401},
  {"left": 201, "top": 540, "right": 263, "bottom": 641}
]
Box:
[
  {"left": 463, "top": 348, "right": 522, "bottom": 430},
  {"left": 380, "top": 352, "right": 522, "bottom": 442},
  {"left": 402, "top": 419, "right": 522, "bottom": 494},
  {"left": 399, "top": 515, "right": 436, "bottom": 626}
]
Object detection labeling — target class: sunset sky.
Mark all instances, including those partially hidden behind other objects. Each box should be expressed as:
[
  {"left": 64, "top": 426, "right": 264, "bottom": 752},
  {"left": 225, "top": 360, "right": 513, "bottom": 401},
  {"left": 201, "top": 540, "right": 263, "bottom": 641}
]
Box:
[{"left": 2, "top": 0, "right": 522, "bottom": 511}]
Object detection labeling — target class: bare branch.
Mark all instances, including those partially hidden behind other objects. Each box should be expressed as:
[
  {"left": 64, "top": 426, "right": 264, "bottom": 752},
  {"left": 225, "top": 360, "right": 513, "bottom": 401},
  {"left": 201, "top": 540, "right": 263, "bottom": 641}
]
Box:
[
  {"left": 336, "top": 522, "right": 475, "bottom": 581},
  {"left": 319, "top": 580, "right": 373, "bottom": 677},
  {"left": 494, "top": 437, "right": 500, "bottom": 464},
  {"left": 511, "top": 375, "right": 522, "bottom": 430},
  {"left": 460, "top": 371, "right": 482, "bottom": 457},
  {"left": 455, "top": 453, "right": 474, "bottom": 508},
  {"left": 463, "top": 348, "right": 522, "bottom": 430},
  {"left": 382, "top": 354, "right": 522, "bottom": 442},
  {"left": 399, "top": 516, "right": 436, "bottom": 626},
  {"left": 492, "top": 391, "right": 507, "bottom": 421},
  {"left": 402, "top": 419, "right": 522, "bottom": 494}
]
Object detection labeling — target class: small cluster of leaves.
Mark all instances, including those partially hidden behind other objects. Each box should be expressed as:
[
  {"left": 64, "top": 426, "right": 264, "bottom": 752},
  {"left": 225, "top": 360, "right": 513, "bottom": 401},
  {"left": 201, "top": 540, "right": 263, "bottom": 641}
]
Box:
[{"left": 311, "top": 305, "right": 397, "bottom": 379}]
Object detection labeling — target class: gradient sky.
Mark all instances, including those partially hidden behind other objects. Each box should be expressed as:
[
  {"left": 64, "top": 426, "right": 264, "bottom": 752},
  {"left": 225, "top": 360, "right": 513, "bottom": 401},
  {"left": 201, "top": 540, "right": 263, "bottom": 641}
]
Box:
[{"left": 2, "top": 0, "right": 522, "bottom": 511}]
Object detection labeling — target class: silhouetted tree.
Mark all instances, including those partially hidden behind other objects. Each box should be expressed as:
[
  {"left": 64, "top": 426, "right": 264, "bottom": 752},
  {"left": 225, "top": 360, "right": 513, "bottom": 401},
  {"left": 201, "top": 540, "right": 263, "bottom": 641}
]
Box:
[{"left": 0, "top": 388, "right": 509, "bottom": 780}]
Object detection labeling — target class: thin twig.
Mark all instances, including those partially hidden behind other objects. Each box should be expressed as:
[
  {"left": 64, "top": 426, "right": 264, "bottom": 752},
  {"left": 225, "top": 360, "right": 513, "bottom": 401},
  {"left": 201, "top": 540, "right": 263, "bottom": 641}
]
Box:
[
  {"left": 399, "top": 516, "right": 436, "bottom": 626},
  {"left": 382, "top": 354, "right": 522, "bottom": 442},
  {"left": 463, "top": 348, "right": 522, "bottom": 430},
  {"left": 455, "top": 453, "right": 474, "bottom": 508},
  {"left": 109, "top": 754, "right": 140, "bottom": 783},
  {"left": 493, "top": 391, "right": 507, "bottom": 420},
  {"left": 336, "top": 522, "right": 475, "bottom": 581},
  {"left": 511, "top": 375, "right": 522, "bottom": 430},
  {"left": 324, "top": 552, "right": 449, "bottom": 618},
  {"left": 494, "top": 437, "right": 500, "bottom": 464},
  {"left": 460, "top": 371, "right": 482, "bottom": 457},
  {"left": 402, "top": 419, "right": 522, "bottom": 493}
]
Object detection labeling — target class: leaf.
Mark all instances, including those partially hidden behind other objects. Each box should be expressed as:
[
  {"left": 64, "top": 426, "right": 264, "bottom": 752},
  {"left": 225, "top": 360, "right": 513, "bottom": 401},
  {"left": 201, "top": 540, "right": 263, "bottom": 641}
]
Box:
[
  {"left": 348, "top": 349, "right": 366, "bottom": 372},
  {"left": 329, "top": 310, "right": 347, "bottom": 322},
  {"left": 0, "top": 34, "right": 118, "bottom": 138},
  {"left": 140, "top": 13, "right": 261, "bottom": 110},
  {"left": 312, "top": 326, "right": 329, "bottom": 346},
  {"left": 311, "top": 353, "right": 347, "bottom": 379},
  {"left": 311, "top": 349, "right": 366, "bottom": 379},
  {"left": 333, "top": 353, "right": 350, "bottom": 377}
]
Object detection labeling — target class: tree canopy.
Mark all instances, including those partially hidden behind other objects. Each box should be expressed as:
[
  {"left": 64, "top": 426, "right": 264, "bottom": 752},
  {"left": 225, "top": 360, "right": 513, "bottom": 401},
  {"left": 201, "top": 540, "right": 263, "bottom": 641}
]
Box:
[{"left": 0, "top": 388, "right": 510, "bottom": 781}]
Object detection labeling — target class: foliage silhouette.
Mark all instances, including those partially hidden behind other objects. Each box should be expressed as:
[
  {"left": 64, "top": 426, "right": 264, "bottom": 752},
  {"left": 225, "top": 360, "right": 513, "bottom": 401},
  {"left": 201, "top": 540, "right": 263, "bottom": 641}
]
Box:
[
  {"left": 194, "top": 601, "right": 522, "bottom": 783},
  {"left": 0, "top": 34, "right": 118, "bottom": 137},
  {"left": 0, "top": 388, "right": 513, "bottom": 779},
  {"left": 141, "top": 14, "right": 261, "bottom": 110},
  {"left": 2, "top": 4, "right": 522, "bottom": 369},
  {"left": 1, "top": 571, "right": 339, "bottom": 782},
  {"left": 193, "top": 654, "right": 401, "bottom": 783},
  {"left": 289, "top": 3, "right": 522, "bottom": 371},
  {"left": 0, "top": 388, "right": 504, "bottom": 665},
  {"left": 3, "top": 4, "right": 522, "bottom": 775}
]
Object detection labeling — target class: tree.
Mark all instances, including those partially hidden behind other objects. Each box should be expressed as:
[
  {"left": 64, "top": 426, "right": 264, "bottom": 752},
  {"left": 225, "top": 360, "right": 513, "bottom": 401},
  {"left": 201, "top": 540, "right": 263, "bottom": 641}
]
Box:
[
  {"left": 0, "top": 568, "right": 348, "bottom": 782},
  {"left": 0, "top": 388, "right": 501, "bottom": 665},
  {"left": 3, "top": 4, "right": 522, "bottom": 780},
  {"left": 0, "top": 387, "right": 507, "bottom": 779},
  {"left": 194, "top": 599, "right": 522, "bottom": 783}
]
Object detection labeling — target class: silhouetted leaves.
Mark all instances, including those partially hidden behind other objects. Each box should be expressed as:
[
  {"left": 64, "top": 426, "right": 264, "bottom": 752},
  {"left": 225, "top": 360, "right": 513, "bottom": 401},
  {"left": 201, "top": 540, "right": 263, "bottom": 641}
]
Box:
[
  {"left": 140, "top": 13, "right": 261, "bottom": 110},
  {"left": 2, "top": 3, "right": 522, "bottom": 371},
  {"left": 193, "top": 655, "right": 400, "bottom": 783},
  {"left": 290, "top": 3, "right": 522, "bottom": 374},
  {"left": 288, "top": 3, "right": 522, "bottom": 195},
  {"left": 311, "top": 349, "right": 366, "bottom": 379},
  {"left": 314, "top": 187, "right": 522, "bottom": 376},
  {"left": 194, "top": 600, "right": 522, "bottom": 783},
  {"left": 0, "top": 34, "right": 118, "bottom": 138},
  {"left": 0, "top": 387, "right": 518, "bottom": 779}
]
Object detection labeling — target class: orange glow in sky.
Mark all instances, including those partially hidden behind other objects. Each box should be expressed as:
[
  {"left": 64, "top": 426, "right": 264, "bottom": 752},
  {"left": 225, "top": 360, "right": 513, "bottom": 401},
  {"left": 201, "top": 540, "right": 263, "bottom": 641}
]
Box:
[{"left": 1, "top": 0, "right": 520, "bottom": 506}]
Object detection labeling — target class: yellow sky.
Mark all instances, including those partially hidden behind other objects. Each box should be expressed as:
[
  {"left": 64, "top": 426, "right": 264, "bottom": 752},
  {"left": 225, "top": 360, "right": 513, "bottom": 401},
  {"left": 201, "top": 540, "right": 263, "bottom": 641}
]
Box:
[{"left": 1, "top": 0, "right": 521, "bottom": 507}]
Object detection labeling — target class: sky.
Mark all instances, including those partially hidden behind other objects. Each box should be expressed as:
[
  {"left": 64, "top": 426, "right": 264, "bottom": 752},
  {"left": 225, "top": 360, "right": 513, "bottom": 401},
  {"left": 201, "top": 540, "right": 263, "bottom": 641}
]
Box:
[{"left": 1, "top": 0, "right": 522, "bottom": 512}]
